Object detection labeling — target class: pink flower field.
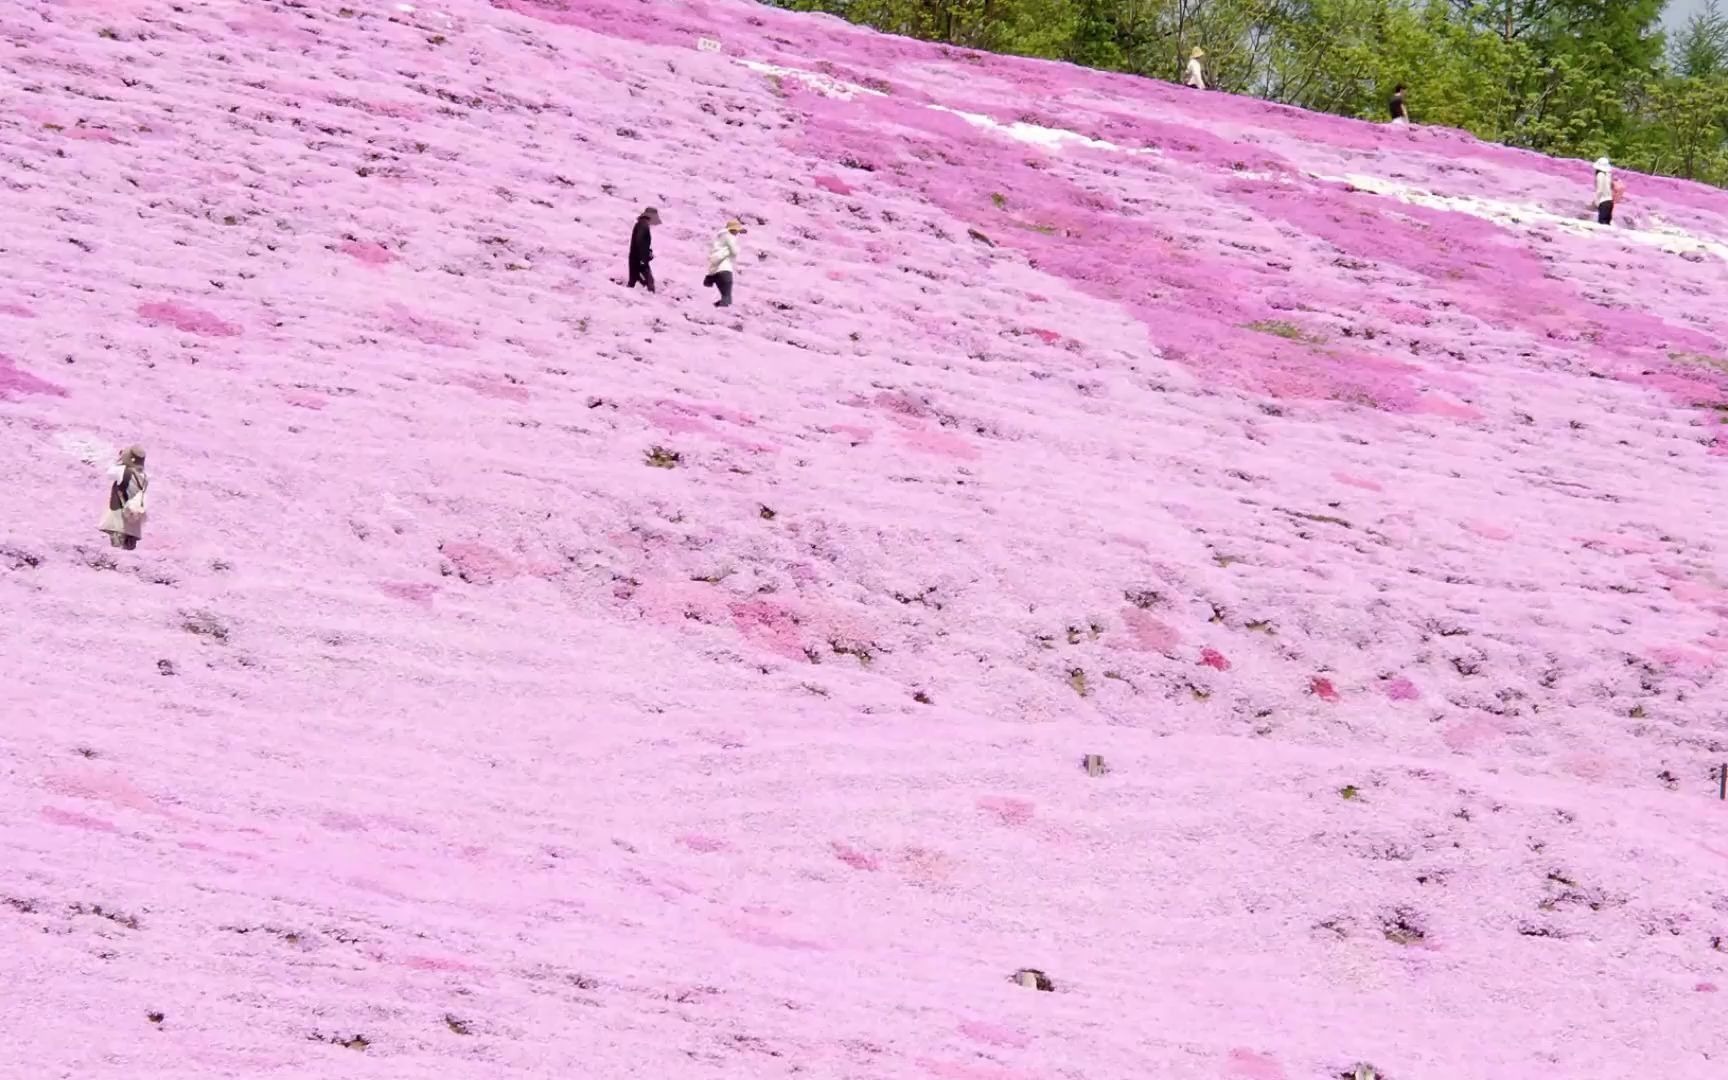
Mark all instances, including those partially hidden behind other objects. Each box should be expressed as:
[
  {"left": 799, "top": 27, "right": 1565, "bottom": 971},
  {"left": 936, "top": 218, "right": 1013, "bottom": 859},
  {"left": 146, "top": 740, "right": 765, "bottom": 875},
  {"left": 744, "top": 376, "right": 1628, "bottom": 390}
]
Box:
[{"left": 3, "top": 0, "right": 1728, "bottom": 1076}]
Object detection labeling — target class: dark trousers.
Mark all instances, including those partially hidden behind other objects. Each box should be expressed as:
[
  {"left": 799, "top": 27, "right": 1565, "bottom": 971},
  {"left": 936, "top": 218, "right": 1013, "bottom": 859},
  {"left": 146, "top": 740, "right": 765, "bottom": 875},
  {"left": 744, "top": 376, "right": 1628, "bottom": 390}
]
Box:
[
  {"left": 1597, "top": 200, "right": 1613, "bottom": 225},
  {"left": 703, "top": 270, "right": 734, "bottom": 307},
  {"left": 628, "top": 259, "right": 655, "bottom": 292}
]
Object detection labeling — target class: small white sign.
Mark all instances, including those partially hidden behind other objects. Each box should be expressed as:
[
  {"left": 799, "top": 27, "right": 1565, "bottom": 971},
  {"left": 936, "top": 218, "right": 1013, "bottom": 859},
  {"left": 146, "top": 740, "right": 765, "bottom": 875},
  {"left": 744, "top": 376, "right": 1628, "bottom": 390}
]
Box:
[{"left": 696, "top": 36, "right": 721, "bottom": 52}]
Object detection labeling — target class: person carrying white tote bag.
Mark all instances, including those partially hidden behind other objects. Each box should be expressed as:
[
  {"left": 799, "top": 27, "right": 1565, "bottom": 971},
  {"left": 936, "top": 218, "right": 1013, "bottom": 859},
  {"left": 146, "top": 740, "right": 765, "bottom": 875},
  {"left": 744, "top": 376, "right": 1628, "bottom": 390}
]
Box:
[{"left": 98, "top": 445, "right": 149, "bottom": 550}]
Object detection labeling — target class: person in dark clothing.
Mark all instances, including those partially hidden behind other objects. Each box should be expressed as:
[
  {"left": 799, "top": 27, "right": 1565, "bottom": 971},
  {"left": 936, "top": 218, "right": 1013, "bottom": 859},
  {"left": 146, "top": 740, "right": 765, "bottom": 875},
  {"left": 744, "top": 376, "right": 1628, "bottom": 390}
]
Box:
[
  {"left": 1389, "top": 85, "right": 1408, "bottom": 125},
  {"left": 628, "top": 207, "right": 660, "bottom": 291}
]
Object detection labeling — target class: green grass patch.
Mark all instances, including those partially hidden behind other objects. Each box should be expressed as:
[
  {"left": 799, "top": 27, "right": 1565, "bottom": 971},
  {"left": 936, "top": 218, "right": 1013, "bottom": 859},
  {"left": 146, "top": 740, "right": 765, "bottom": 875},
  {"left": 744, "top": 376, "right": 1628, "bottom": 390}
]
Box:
[
  {"left": 830, "top": 639, "right": 874, "bottom": 666},
  {"left": 1670, "top": 350, "right": 1728, "bottom": 373},
  {"left": 1245, "top": 319, "right": 1325, "bottom": 345}
]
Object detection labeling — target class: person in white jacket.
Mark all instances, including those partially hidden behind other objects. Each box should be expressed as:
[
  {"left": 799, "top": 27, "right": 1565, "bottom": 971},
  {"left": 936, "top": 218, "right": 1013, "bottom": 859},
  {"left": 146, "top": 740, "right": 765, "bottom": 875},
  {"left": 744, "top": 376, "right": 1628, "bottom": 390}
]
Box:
[
  {"left": 1593, "top": 157, "right": 1615, "bottom": 225},
  {"left": 1186, "top": 47, "right": 1206, "bottom": 90},
  {"left": 702, "top": 219, "right": 747, "bottom": 307},
  {"left": 98, "top": 445, "right": 148, "bottom": 550}
]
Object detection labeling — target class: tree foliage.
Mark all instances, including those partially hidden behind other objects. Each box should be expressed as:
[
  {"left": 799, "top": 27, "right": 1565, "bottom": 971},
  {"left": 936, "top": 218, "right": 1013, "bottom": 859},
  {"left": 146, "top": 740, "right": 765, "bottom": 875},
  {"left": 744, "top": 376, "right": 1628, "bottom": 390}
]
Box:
[{"left": 773, "top": 0, "right": 1728, "bottom": 189}]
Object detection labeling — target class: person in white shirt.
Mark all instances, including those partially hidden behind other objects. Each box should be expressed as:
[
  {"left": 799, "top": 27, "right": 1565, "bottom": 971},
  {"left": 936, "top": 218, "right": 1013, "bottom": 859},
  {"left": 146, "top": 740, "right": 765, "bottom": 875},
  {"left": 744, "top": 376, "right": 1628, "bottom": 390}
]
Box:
[
  {"left": 702, "top": 219, "right": 747, "bottom": 308},
  {"left": 1593, "top": 157, "right": 1615, "bottom": 225},
  {"left": 1186, "top": 47, "right": 1206, "bottom": 90},
  {"left": 98, "top": 445, "right": 148, "bottom": 550}
]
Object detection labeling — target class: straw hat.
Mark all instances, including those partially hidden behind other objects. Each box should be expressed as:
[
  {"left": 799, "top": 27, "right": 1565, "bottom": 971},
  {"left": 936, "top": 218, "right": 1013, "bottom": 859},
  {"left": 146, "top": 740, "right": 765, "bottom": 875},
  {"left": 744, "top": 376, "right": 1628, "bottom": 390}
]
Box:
[
  {"left": 640, "top": 207, "right": 661, "bottom": 224},
  {"left": 725, "top": 218, "right": 747, "bottom": 234},
  {"left": 1191, "top": 46, "right": 1205, "bottom": 58}
]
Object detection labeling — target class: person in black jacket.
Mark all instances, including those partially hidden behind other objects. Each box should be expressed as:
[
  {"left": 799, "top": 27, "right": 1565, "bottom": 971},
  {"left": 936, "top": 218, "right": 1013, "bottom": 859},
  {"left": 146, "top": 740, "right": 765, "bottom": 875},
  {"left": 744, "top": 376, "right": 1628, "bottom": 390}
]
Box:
[{"left": 628, "top": 207, "right": 660, "bottom": 292}]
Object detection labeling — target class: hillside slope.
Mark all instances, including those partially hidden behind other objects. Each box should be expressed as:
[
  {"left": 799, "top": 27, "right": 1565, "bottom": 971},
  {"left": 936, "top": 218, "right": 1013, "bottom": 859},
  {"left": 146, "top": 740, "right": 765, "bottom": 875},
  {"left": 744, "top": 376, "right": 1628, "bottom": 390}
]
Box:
[{"left": 3, "top": 1, "right": 1728, "bottom": 1077}]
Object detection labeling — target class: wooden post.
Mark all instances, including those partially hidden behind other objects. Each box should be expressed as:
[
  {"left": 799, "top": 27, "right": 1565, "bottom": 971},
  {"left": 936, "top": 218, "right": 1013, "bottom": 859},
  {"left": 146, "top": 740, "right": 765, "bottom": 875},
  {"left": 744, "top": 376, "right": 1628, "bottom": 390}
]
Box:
[
  {"left": 1082, "top": 754, "right": 1108, "bottom": 777},
  {"left": 1719, "top": 762, "right": 1726, "bottom": 801}
]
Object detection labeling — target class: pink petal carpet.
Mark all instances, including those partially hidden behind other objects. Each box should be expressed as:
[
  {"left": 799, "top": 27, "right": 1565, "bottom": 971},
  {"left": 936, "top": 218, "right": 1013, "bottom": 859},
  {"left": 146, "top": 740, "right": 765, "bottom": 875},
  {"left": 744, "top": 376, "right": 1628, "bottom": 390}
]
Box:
[{"left": 3, "top": 1, "right": 1727, "bottom": 1077}]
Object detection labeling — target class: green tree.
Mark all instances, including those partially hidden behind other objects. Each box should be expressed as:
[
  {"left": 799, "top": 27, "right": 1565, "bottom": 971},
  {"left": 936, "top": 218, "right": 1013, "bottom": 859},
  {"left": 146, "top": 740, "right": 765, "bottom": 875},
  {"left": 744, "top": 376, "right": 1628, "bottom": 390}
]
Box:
[
  {"left": 1644, "top": 75, "right": 1728, "bottom": 181},
  {"left": 1672, "top": 0, "right": 1727, "bottom": 76},
  {"left": 1619, "top": 2, "right": 1727, "bottom": 183},
  {"left": 1067, "top": 0, "right": 1130, "bottom": 66}
]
